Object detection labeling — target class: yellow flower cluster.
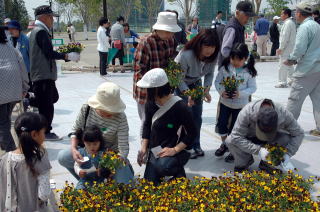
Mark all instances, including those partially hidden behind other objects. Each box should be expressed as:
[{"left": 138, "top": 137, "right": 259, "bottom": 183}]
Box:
[
  {"left": 183, "top": 86, "right": 206, "bottom": 100},
  {"left": 220, "top": 75, "right": 244, "bottom": 97},
  {"left": 99, "top": 149, "right": 125, "bottom": 174},
  {"left": 57, "top": 42, "right": 85, "bottom": 54},
  {"left": 265, "top": 144, "right": 288, "bottom": 166},
  {"left": 164, "top": 59, "right": 184, "bottom": 88},
  {"left": 59, "top": 171, "right": 320, "bottom": 211}
]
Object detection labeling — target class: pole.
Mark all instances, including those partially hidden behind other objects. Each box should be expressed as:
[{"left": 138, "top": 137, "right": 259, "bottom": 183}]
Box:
[{"left": 103, "top": 0, "right": 107, "bottom": 18}]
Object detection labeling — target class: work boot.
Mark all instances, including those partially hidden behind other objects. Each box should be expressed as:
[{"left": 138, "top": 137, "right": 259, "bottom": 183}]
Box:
[
  {"left": 259, "top": 160, "right": 282, "bottom": 175},
  {"left": 214, "top": 143, "right": 229, "bottom": 157},
  {"left": 234, "top": 156, "right": 254, "bottom": 173},
  {"left": 224, "top": 153, "right": 234, "bottom": 163}
]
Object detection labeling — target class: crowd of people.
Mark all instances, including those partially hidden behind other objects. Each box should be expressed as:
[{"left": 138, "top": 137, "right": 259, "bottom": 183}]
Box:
[{"left": 0, "top": 0, "right": 320, "bottom": 210}]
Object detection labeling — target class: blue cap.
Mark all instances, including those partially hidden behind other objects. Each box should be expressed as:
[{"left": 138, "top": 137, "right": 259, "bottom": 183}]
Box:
[{"left": 7, "top": 20, "right": 21, "bottom": 30}]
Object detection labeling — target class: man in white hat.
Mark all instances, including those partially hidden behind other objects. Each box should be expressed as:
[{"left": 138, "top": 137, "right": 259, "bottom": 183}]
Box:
[
  {"left": 133, "top": 11, "right": 181, "bottom": 135},
  {"left": 284, "top": 1, "right": 320, "bottom": 137},
  {"left": 269, "top": 16, "right": 280, "bottom": 56}
]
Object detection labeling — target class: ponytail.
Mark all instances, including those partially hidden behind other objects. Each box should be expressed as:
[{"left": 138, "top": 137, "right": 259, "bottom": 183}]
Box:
[{"left": 245, "top": 54, "right": 257, "bottom": 77}]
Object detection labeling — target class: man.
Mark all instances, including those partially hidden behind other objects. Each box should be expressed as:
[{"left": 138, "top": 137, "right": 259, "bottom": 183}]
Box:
[
  {"left": 275, "top": 8, "right": 296, "bottom": 88},
  {"left": 284, "top": 2, "right": 320, "bottom": 137},
  {"left": 133, "top": 12, "right": 180, "bottom": 135},
  {"left": 212, "top": 11, "right": 223, "bottom": 28},
  {"left": 254, "top": 14, "right": 270, "bottom": 56},
  {"left": 97, "top": 17, "right": 110, "bottom": 76},
  {"left": 226, "top": 99, "right": 304, "bottom": 173},
  {"left": 313, "top": 10, "right": 320, "bottom": 24},
  {"left": 110, "top": 16, "right": 126, "bottom": 73},
  {"left": 29, "top": 5, "right": 80, "bottom": 141},
  {"left": 218, "top": 1, "right": 256, "bottom": 66},
  {"left": 269, "top": 16, "right": 280, "bottom": 56}
]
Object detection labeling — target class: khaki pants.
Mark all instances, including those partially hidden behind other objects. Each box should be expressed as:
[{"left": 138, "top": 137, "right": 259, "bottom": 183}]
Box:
[
  {"left": 278, "top": 55, "right": 294, "bottom": 85},
  {"left": 256, "top": 35, "right": 268, "bottom": 56},
  {"left": 286, "top": 72, "right": 320, "bottom": 130}
]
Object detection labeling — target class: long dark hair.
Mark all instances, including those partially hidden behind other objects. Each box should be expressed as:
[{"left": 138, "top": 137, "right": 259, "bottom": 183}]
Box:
[
  {"left": 147, "top": 83, "right": 172, "bottom": 103},
  {"left": 14, "top": 113, "right": 47, "bottom": 176},
  {"left": 184, "top": 28, "right": 220, "bottom": 63},
  {"left": 75, "top": 126, "right": 105, "bottom": 151},
  {"left": 0, "top": 26, "right": 8, "bottom": 44},
  {"left": 221, "top": 43, "right": 257, "bottom": 77}
]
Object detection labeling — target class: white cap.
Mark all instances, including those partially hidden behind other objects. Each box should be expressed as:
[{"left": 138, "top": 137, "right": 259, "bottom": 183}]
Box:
[
  {"left": 137, "top": 68, "right": 169, "bottom": 88},
  {"left": 152, "top": 12, "right": 181, "bottom": 33},
  {"left": 4, "top": 18, "right": 11, "bottom": 24},
  {"left": 273, "top": 16, "right": 280, "bottom": 20}
]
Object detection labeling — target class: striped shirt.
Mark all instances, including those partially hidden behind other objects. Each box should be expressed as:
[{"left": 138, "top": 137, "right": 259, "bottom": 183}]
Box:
[{"left": 73, "top": 104, "right": 129, "bottom": 158}]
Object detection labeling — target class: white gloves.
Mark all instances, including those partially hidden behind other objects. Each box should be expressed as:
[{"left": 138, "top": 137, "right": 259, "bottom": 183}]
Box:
[
  {"left": 67, "top": 52, "right": 80, "bottom": 62},
  {"left": 280, "top": 154, "right": 295, "bottom": 171},
  {"left": 258, "top": 147, "right": 269, "bottom": 161}
]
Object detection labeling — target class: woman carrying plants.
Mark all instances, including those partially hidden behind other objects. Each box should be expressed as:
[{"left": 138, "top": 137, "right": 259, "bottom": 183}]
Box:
[
  {"left": 137, "top": 68, "right": 197, "bottom": 185},
  {"left": 214, "top": 43, "right": 257, "bottom": 163},
  {"left": 175, "top": 28, "right": 220, "bottom": 159}
]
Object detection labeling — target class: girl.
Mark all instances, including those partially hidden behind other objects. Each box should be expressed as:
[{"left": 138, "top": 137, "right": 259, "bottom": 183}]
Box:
[
  {"left": 175, "top": 28, "right": 220, "bottom": 159},
  {"left": 0, "top": 112, "right": 51, "bottom": 211},
  {"left": 74, "top": 126, "right": 107, "bottom": 190},
  {"left": 214, "top": 43, "right": 257, "bottom": 163}
]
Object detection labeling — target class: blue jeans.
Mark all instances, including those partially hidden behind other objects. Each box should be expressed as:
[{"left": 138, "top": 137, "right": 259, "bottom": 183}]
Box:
[{"left": 57, "top": 149, "right": 134, "bottom": 184}]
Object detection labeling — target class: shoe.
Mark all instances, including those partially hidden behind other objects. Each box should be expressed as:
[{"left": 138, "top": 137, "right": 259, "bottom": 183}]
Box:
[
  {"left": 224, "top": 153, "right": 234, "bottom": 163},
  {"left": 259, "top": 160, "right": 282, "bottom": 175},
  {"left": 121, "top": 69, "right": 125, "bottom": 73},
  {"left": 190, "top": 148, "right": 205, "bottom": 159},
  {"left": 275, "top": 84, "right": 288, "bottom": 88},
  {"left": 234, "top": 156, "right": 254, "bottom": 172},
  {"left": 112, "top": 69, "right": 118, "bottom": 73},
  {"left": 45, "top": 133, "right": 63, "bottom": 141},
  {"left": 215, "top": 144, "right": 229, "bottom": 157},
  {"left": 310, "top": 129, "right": 320, "bottom": 137}
]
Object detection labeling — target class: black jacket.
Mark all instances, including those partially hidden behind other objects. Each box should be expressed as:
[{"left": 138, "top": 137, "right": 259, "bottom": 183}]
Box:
[{"left": 269, "top": 23, "right": 280, "bottom": 43}]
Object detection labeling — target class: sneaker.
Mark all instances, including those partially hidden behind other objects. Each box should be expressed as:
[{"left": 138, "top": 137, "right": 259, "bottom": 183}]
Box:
[
  {"left": 190, "top": 148, "right": 205, "bottom": 159},
  {"left": 215, "top": 144, "right": 229, "bottom": 157},
  {"left": 45, "top": 133, "right": 63, "bottom": 141},
  {"left": 112, "top": 69, "right": 118, "bottom": 73},
  {"left": 234, "top": 156, "right": 254, "bottom": 173},
  {"left": 121, "top": 69, "right": 125, "bottom": 73},
  {"left": 275, "top": 84, "right": 288, "bottom": 88},
  {"left": 224, "top": 153, "right": 234, "bottom": 163},
  {"left": 259, "top": 160, "right": 282, "bottom": 175},
  {"left": 310, "top": 129, "right": 320, "bottom": 137}
]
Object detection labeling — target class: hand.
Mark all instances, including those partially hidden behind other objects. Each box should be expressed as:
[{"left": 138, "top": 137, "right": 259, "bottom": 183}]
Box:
[
  {"left": 258, "top": 147, "right": 269, "bottom": 161},
  {"left": 283, "top": 60, "right": 296, "bottom": 66},
  {"left": 188, "top": 96, "right": 195, "bottom": 107},
  {"left": 232, "top": 91, "right": 239, "bottom": 99},
  {"left": 137, "top": 146, "right": 148, "bottom": 166},
  {"left": 204, "top": 93, "right": 211, "bottom": 103},
  {"left": 222, "top": 91, "right": 229, "bottom": 99},
  {"left": 79, "top": 170, "right": 86, "bottom": 178},
  {"left": 67, "top": 52, "right": 80, "bottom": 62},
  {"left": 72, "top": 148, "right": 84, "bottom": 164},
  {"left": 276, "top": 49, "right": 282, "bottom": 55},
  {"left": 283, "top": 60, "right": 291, "bottom": 66},
  {"left": 158, "top": 147, "right": 177, "bottom": 158},
  {"left": 280, "top": 154, "right": 295, "bottom": 171}
]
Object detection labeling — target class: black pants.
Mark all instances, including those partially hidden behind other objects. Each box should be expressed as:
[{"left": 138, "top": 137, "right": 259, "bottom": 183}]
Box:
[
  {"left": 216, "top": 103, "right": 242, "bottom": 136},
  {"left": 0, "top": 102, "right": 17, "bottom": 152},
  {"left": 99, "top": 51, "right": 108, "bottom": 75},
  {"left": 33, "top": 80, "right": 59, "bottom": 134},
  {"left": 68, "top": 34, "right": 72, "bottom": 42},
  {"left": 111, "top": 43, "right": 124, "bottom": 66},
  {"left": 271, "top": 41, "right": 279, "bottom": 56}
]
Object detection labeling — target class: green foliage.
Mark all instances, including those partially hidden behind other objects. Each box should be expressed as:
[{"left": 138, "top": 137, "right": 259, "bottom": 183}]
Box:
[
  {"left": 4, "top": 0, "right": 29, "bottom": 30},
  {"left": 266, "top": 0, "right": 289, "bottom": 16}
]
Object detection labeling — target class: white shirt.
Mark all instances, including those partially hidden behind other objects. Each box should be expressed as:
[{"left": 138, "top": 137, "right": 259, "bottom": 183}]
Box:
[{"left": 97, "top": 26, "right": 110, "bottom": 52}]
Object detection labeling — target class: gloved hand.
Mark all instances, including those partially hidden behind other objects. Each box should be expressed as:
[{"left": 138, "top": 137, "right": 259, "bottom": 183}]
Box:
[
  {"left": 258, "top": 147, "right": 269, "bottom": 161},
  {"left": 67, "top": 52, "right": 80, "bottom": 62},
  {"left": 280, "top": 154, "right": 295, "bottom": 171}
]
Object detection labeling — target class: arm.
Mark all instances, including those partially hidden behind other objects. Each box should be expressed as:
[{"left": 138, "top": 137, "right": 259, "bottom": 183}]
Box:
[
  {"left": 178, "top": 103, "right": 197, "bottom": 148},
  {"left": 36, "top": 30, "right": 66, "bottom": 61},
  {"left": 203, "top": 64, "right": 215, "bottom": 88},
  {"left": 134, "top": 41, "right": 150, "bottom": 76},
  {"left": 254, "top": 20, "right": 259, "bottom": 32},
  {"left": 15, "top": 49, "right": 29, "bottom": 93},
  {"left": 142, "top": 103, "right": 152, "bottom": 140},
  {"left": 174, "top": 51, "right": 190, "bottom": 92},
  {"left": 74, "top": 161, "right": 81, "bottom": 175},
  {"left": 130, "top": 30, "right": 140, "bottom": 39},
  {"left": 239, "top": 75, "right": 257, "bottom": 99},
  {"left": 214, "top": 68, "right": 224, "bottom": 95},
  {"left": 117, "top": 113, "right": 129, "bottom": 158},
  {"left": 279, "top": 22, "right": 290, "bottom": 50},
  {"left": 37, "top": 171, "right": 51, "bottom": 201},
  {"left": 221, "top": 28, "right": 235, "bottom": 58},
  {"left": 99, "top": 29, "right": 109, "bottom": 49},
  {"left": 288, "top": 25, "right": 308, "bottom": 61},
  {"left": 120, "top": 27, "right": 126, "bottom": 45}
]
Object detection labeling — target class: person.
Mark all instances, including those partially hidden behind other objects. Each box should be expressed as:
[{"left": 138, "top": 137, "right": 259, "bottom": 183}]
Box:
[
  {"left": 175, "top": 28, "right": 220, "bottom": 159},
  {"left": 137, "top": 68, "right": 197, "bottom": 185},
  {"left": 167, "top": 10, "right": 187, "bottom": 48},
  {"left": 219, "top": 1, "right": 256, "bottom": 66},
  {"left": 0, "top": 112, "right": 52, "bottom": 211},
  {"left": 70, "top": 24, "right": 76, "bottom": 42},
  {"left": 58, "top": 82, "right": 133, "bottom": 184},
  {"left": 0, "top": 26, "right": 29, "bottom": 152},
  {"left": 313, "top": 10, "right": 320, "bottom": 24},
  {"left": 284, "top": 2, "right": 320, "bottom": 137},
  {"left": 133, "top": 12, "right": 180, "bottom": 136},
  {"left": 254, "top": 14, "right": 270, "bottom": 56},
  {"left": 275, "top": 8, "right": 296, "bottom": 88},
  {"left": 3, "top": 18, "right": 12, "bottom": 45},
  {"left": 269, "top": 16, "right": 280, "bottom": 56},
  {"left": 110, "top": 16, "right": 126, "bottom": 73},
  {"left": 225, "top": 99, "right": 304, "bottom": 173},
  {"left": 212, "top": 11, "right": 223, "bottom": 28},
  {"left": 97, "top": 17, "right": 110, "bottom": 76},
  {"left": 73, "top": 126, "right": 108, "bottom": 189},
  {"left": 67, "top": 24, "right": 72, "bottom": 42},
  {"left": 214, "top": 43, "right": 257, "bottom": 163},
  {"left": 123, "top": 23, "right": 139, "bottom": 49},
  {"left": 29, "top": 5, "right": 80, "bottom": 141},
  {"left": 186, "top": 17, "right": 201, "bottom": 35}
]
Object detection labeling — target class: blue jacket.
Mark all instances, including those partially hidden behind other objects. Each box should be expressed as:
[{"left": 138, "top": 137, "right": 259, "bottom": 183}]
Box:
[
  {"left": 13, "top": 33, "right": 30, "bottom": 73},
  {"left": 254, "top": 18, "right": 270, "bottom": 36},
  {"left": 129, "top": 30, "right": 140, "bottom": 39}
]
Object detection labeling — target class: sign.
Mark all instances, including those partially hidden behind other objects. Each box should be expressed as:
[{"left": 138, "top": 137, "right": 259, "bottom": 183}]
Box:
[{"left": 52, "top": 39, "right": 64, "bottom": 46}]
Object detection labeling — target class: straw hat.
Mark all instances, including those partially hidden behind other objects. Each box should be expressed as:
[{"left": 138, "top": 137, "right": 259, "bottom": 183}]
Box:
[
  {"left": 88, "top": 82, "right": 126, "bottom": 113},
  {"left": 152, "top": 12, "right": 181, "bottom": 33},
  {"left": 137, "top": 68, "right": 168, "bottom": 88}
]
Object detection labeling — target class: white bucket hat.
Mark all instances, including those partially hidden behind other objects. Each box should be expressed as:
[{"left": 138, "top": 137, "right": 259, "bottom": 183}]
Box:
[
  {"left": 273, "top": 16, "right": 280, "bottom": 20},
  {"left": 152, "top": 12, "right": 181, "bottom": 33},
  {"left": 88, "top": 82, "right": 126, "bottom": 113},
  {"left": 137, "top": 68, "right": 168, "bottom": 88}
]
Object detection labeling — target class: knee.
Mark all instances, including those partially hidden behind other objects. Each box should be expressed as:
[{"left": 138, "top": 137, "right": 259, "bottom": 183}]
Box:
[
  {"left": 225, "top": 136, "right": 233, "bottom": 147},
  {"left": 57, "top": 149, "right": 73, "bottom": 168}
]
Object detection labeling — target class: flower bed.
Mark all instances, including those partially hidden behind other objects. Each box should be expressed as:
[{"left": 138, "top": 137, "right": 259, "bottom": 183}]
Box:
[{"left": 59, "top": 171, "right": 320, "bottom": 211}]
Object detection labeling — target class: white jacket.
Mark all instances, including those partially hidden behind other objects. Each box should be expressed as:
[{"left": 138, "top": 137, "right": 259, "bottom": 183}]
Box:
[
  {"left": 97, "top": 26, "right": 110, "bottom": 52},
  {"left": 279, "top": 18, "right": 296, "bottom": 57}
]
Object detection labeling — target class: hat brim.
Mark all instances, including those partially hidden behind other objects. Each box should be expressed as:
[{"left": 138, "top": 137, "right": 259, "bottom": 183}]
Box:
[
  {"left": 136, "top": 78, "right": 167, "bottom": 88},
  {"left": 256, "top": 124, "right": 277, "bottom": 142},
  {"left": 244, "top": 11, "right": 257, "bottom": 17},
  {"left": 152, "top": 24, "right": 181, "bottom": 33},
  {"left": 7, "top": 25, "right": 20, "bottom": 30},
  {"left": 87, "top": 95, "right": 126, "bottom": 113}
]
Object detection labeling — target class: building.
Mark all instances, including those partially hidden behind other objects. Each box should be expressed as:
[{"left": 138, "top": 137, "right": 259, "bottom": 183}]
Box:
[{"left": 198, "top": 0, "right": 231, "bottom": 27}]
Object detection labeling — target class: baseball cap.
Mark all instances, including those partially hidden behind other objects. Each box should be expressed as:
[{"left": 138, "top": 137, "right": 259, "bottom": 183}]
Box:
[
  {"left": 256, "top": 105, "right": 278, "bottom": 142},
  {"left": 4, "top": 18, "right": 11, "bottom": 24},
  {"left": 236, "top": 1, "right": 256, "bottom": 17},
  {"left": 137, "top": 68, "right": 169, "bottom": 88},
  {"left": 34, "top": 5, "right": 59, "bottom": 17},
  {"left": 273, "top": 16, "right": 280, "bottom": 20},
  {"left": 296, "top": 1, "right": 314, "bottom": 14},
  {"left": 7, "top": 20, "right": 21, "bottom": 30}
]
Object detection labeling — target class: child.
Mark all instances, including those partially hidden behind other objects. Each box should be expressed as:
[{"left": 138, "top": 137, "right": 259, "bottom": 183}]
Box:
[
  {"left": 0, "top": 112, "right": 51, "bottom": 211},
  {"left": 214, "top": 43, "right": 257, "bottom": 163},
  {"left": 74, "top": 126, "right": 107, "bottom": 189}
]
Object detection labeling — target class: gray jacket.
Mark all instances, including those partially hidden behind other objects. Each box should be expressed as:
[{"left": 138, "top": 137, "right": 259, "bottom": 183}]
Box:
[
  {"left": 110, "top": 22, "right": 126, "bottom": 44},
  {"left": 229, "top": 99, "right": 304, "bottom": 156}
]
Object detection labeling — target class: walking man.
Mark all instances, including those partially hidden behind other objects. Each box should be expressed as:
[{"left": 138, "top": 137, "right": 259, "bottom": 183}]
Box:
[
  {"left": 285, "top": 2, "right": 320, "bottom": 137},
  {"left": 212, "top": 11, "right": 223, "bottom": 28},
  {"left": 254, "top": 14, "right": 269, "bottom": 56},
  {"left": 269, "top": 16, "right": 280, "bottom": 56},
  {"left": 275, "top": 8, "right": 296, "bottom": 88}
]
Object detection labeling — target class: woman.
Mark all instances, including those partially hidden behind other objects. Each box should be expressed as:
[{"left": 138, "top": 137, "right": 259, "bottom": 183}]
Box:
[
  {"left": 175, "top": 28, "right": 220, "bottom": 159},
  {"left": 0, "top": 26, "right": 29, "bottom": 153},
  {"left": 97, "top": 17, "right": 110, "bottom": 76},
  {"left": 186, "top": 17, "right": 201, "bottom": 35},
  {"left": 57, "top": 82, "right": 133, "bottom": 184},
  {"left": 137, "top": 68, "right": 197, "bottom": 185}
]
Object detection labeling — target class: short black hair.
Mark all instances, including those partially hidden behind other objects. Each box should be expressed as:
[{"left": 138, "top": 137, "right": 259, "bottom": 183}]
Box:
[
  {"left": 147, "top": 83, "right": 172, "bottom": 102},
  {"left": 313, "top": 10, "right": 320, "bottom": 16},
  {"left": 0, "top": 26, "right": 8, "bottom": 44},
  {"left": 117, "top": 16, "right": 125, "bottom": 22},
  {"left": 260, "top": 14, "right": 265, "bottom": 17},
  {"left": 99, "top": 17, "right": 109, "bottom": 26},
  {"left": 123, "top": 23, "right": 129, "bottom": 28},
  {"left": 217, "top": 11, "right": 223, "bottom": 14},
  {"left": 283, "top": 8, "right": 292, "bottom": 17},
  {"left": 75, "top": 125, "right": 105, "bottom": 151}
]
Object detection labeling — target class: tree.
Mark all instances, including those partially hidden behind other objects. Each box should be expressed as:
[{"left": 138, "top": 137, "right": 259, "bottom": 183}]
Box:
[
  {"left": 145, "top": 0, "right": 162, "bottom": 31},
  {"left": 167, "top": 0, "right": 198, "bottom": 26},
  {"left": 0, "top": 0, "right": 5, "bottom": 23},
  {"left": 4, "top": 0, "right": 29, "bottom": 29},
  {"left": 266, "top": 0, "right": 289, "bottom": 16}
]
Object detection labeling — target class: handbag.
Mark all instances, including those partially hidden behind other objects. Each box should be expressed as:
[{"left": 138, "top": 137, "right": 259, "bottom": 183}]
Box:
[{"left": 113, "top": 40, "right": 122, "bottom": 50}]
